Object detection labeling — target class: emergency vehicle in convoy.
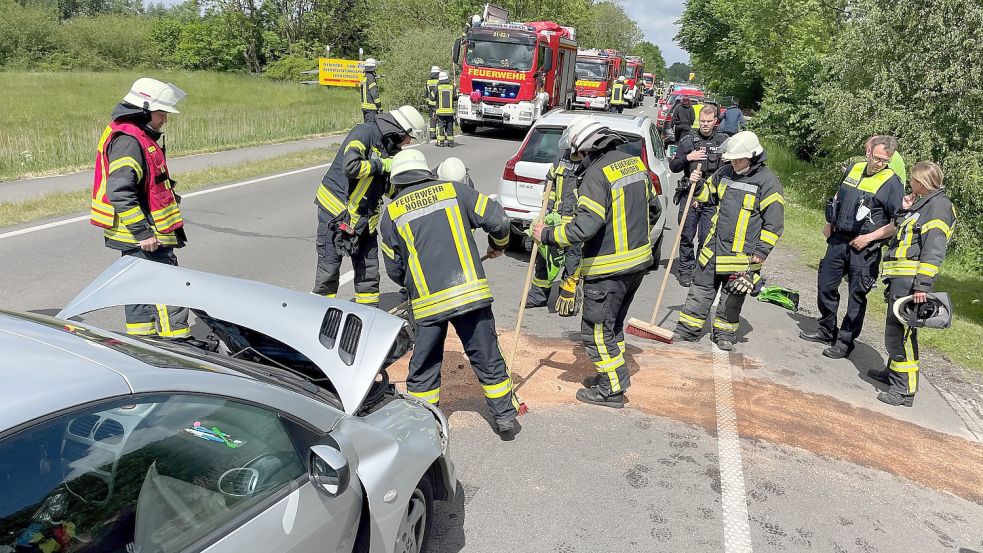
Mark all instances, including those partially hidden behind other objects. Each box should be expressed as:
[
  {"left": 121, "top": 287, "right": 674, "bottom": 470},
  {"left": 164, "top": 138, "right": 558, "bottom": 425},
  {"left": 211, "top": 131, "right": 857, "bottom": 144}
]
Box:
[
  {"left": 622, "top": 56, "right": 645, "bottom": 107},
  {"left": 453, "top": 6, "right": 578, "bottom": 133},
  {"left": 573, "top": 49, "right": 619, "bottom": 111},
  {"left": 641, "top": 72, "right": 656, "bottom": 96}
]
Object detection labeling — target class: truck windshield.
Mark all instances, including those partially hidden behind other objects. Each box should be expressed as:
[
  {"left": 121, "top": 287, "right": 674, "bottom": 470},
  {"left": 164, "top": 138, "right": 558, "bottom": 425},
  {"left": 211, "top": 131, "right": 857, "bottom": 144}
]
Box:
[
  {"left": 467, "top": 39, "right": 535, "bottom": 72},
  {"left": 622, "top": 64, "right": 638, "bottom": 78},
  {"left": 576, "top": 60, "right": 607, "bottom": 80}
]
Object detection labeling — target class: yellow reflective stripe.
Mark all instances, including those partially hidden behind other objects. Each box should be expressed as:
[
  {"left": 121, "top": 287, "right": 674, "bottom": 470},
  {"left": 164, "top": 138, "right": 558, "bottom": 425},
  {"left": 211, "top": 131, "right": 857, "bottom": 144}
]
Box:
[
  {"left": 108, "top": 156, "right": 143, "bottom": 182},
  {"left": 347, "top": 173, "right": 374, "bottom": 225},
  {"left": 889, "top": 360, "right": 919, "bottom": 372},
  {"left": 577, "top": 195, "right": 606, "bottom": 219},
  {"left": 103, "top": 227, "right": 179, "bottom": 246},
  {"left": 916, "top": 263, "right": 939, "bottom": 277},
  {"left": 553, "top": 223, "right": 571, "bottom": 247},
  {"left": 920, "top": 219, "right": 953, "bottom": 240},
  {"left": 165, "top": 327, "right": 191, "bottom": 338},
  {"left": 379, "top": 240, "right": 395, "bottom": 260},
  {"left": 412, "top": 279, "right": 490, "bottom": 309},
  {"left": 412, "top": 284, "right": 493, "bottom": 319},
  {"left": 531, "top": 276, "right": 552, "bottom": 288},
  {"left": 346, "top": 140, "right": 366, "bottom": 154},
  {"left": 713, "top": 318, "right": 738, "bottom": 332},
  {"left": 612, "top": 188, "right": 628, "bottom": 253},
  {"left": 760, "top": 230, "right": 779, "bottom": 246},
  {"left": 732, "top": 208, "right": 751, "bottom": 253},
  {"left": 475, "top": 194, "right": 489, "bottom": 217},
  {"left": 126, "top": 322, "right": 156, "bottom": 336},
  {"left": 491, "top": 233, "right": 509, "bottom": 247},
  {"left": 155, "top": 305, "right": 172, "bottom": 336},
  {"left": 317, "top": 185, "right": 347, "bottom": 215},
  {"left": 593, "top": 323, "right": 622, "bottom": 392},
  {"left": 482, "top": 377, "right": 513, "bottom": 399},
  {"left": 355, "top": 292, "right": 380, "bottom": 304},
  {"left": 883, "top": 260, "right": 919, "bottom": 277},
  {"left": 698, "top": 247, "right": 713, "bottom": 265},
  {"left": 895, "top": 218, "right": 917, "bottom": 258},
  {"left": 409, "top": 388, "right": 440, "bottom": 404},
  {"left": 118, "top": 206, "right": 146, "bottom": 226},
  {"left": 398, "top": 223, "right": 429, "bottom": 296},
  {"left": 759, "top": 192, "right": 785, "bottom": 208},
  {"left": 678, "top": 312, "right": 704, "bottom": 329},
  {"left": 447, "top": 205, "right": 477, "bottom": 282},
  {"left": 580, "top": 245, "right": 652, "bottom": 276}
]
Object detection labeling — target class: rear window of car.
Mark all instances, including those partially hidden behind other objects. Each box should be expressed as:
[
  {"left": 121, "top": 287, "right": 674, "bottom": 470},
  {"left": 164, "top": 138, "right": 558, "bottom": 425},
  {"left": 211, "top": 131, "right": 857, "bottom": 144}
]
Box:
[{"left": 520, "top": 126, "right": 643, "bottom": 163}]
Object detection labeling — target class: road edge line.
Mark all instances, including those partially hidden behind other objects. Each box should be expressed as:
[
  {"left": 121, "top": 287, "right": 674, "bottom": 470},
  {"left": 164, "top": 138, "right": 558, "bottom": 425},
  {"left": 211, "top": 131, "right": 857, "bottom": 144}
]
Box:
[{"left": 713, "top": 343, "right": 754, "bottom": 552}]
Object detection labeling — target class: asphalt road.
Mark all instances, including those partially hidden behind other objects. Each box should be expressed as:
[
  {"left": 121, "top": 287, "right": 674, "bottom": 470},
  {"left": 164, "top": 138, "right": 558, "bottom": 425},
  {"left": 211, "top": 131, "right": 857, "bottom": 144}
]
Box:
[{"left": 1, "top": 102, "right": 981, "bottom": 552}]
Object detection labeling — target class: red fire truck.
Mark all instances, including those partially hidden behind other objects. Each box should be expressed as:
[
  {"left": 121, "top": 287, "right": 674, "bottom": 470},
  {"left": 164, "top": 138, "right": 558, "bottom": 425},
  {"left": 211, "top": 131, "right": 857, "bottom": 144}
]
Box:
[
  {"left": 453, "top": 9, "right": 578, "bottom": 133},
  {"left": 572, "top": 48, "right": 620, "bottom": 111},
  {"left": 621, "top": 55, "right": 645, "bottom": 107}
]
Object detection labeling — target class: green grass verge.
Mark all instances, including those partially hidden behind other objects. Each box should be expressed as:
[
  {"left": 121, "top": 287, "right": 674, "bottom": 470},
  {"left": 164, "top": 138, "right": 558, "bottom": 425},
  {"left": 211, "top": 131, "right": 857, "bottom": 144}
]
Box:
[
  {"left": 0, "top": 71, "right": 360, "bottom": 181},
  {"left": 0, "top": 147, "right": 335, "bottom": 229},
  {"left": 765, "top": 140, "right": 983, "bottom": 372}
]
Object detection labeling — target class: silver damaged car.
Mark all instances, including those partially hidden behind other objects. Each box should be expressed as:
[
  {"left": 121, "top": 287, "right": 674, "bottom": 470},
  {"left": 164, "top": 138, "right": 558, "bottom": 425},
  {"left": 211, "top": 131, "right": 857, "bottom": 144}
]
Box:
[{"left": 0, "top": 257, "right": 454, "bottom": 553}]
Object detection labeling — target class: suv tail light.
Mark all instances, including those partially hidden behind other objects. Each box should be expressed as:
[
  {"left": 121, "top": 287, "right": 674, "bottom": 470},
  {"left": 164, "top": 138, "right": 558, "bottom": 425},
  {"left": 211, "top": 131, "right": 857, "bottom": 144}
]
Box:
[
  {"left": 639, "top": 154, "right": 663, "bottom": 196},
  {"left": 502, "top": 152, "right": 540, "bottom": 184}
]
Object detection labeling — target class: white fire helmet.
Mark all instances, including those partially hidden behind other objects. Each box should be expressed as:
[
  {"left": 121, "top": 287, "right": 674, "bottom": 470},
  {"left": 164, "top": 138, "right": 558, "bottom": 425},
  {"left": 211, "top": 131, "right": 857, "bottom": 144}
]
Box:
[{"left": 123, "top": 78, "right": 187, "bottom": 114}]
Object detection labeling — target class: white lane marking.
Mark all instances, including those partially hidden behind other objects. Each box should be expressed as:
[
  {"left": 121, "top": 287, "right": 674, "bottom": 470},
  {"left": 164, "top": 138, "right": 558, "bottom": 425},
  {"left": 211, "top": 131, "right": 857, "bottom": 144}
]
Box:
[
  {"left": 712, "top": 342, "right": 754, "bottom": 552},
  {"left": 339, "top": 270, "right": 354, "bottom": 286},
  {"left": 0, "top": 163, "right": 331, "bottom": 241}
]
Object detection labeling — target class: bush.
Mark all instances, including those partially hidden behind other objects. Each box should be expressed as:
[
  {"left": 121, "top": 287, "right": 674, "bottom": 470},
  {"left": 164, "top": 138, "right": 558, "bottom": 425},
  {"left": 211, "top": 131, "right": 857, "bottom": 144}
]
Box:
[
  {"left": 378, "top": 26, "right": 457, "bottom": 111},
  {"left": 264, "top": 55, "right": 316, "bottom": 82},
  {"left": 58, "top": 14, "right": 156, "bottom": 69},
  {"left": 0, "top": 0, "right": 61, "bottom": 68}
]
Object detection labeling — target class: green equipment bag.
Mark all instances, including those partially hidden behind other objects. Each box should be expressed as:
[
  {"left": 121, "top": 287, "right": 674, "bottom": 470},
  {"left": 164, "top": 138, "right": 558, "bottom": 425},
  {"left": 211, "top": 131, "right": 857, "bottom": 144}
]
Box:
[{"left": 757, "top": 285, "right": 800, "bottom": 312}]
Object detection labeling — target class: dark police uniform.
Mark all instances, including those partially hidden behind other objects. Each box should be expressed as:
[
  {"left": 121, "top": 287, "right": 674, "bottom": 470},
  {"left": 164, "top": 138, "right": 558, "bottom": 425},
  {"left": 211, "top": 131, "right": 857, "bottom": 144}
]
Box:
[
  {"left": 668, "top": 129, "right": 728, "bottom": 281},
  {"left": 379, "top": 176, "right": 519, "bottom": 424},
  {"left": 814, "top": 162, "right": 903, "bottom": 354},
  {"left": 540, "top": 149, "right": 655, "bottom": 397},
  {"left": 526, "top": 157, "right": 583, "bottom": 307}
]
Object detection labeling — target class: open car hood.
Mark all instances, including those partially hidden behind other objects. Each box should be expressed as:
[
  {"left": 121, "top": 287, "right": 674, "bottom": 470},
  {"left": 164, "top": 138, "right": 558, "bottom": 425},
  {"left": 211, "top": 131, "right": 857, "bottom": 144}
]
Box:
[{"left": 58, "top": 257, "right": 408, "bottom": 415}]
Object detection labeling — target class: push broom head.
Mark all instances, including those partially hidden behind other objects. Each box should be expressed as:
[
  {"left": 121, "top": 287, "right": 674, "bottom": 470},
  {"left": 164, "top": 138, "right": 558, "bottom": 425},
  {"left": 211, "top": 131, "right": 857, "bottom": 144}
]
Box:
[{"left": 625, "top": 317, "right": 674, "bottom": 344}]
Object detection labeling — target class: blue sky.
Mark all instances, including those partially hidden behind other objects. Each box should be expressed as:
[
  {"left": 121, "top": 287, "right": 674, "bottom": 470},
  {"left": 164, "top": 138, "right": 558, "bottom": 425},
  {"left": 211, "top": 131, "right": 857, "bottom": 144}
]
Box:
[{"left": 620, "top": 0, "right": 689, "bottom": 65}]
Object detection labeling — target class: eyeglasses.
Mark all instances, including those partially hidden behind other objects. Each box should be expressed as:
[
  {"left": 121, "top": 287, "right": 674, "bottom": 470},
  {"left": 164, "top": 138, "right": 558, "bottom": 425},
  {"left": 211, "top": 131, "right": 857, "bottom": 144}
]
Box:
[{"left": 869, "top": 152, "right": 891, "bottom": 164}]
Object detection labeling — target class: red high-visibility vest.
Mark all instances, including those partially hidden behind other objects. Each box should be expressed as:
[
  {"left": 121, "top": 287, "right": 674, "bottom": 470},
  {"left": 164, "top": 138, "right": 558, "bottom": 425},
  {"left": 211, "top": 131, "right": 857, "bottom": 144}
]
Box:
[{"left": 91, "top": 121, "right": 183, "bottom": 234}]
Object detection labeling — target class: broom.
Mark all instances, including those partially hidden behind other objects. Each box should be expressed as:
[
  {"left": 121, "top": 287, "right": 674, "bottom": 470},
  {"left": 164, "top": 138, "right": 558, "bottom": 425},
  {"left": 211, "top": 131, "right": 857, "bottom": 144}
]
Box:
[{"left": 626, "top": 163, "right": 703, "bottom": 343}]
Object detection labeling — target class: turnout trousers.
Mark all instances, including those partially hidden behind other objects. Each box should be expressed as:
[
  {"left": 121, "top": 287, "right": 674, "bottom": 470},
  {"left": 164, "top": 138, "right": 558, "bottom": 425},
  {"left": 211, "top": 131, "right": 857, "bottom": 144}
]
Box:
[
  {"left": 676, "top": 203, "right": 713, "bottom": 277},
  {"left": 428, "top": 106, "right": 438, "bottom": 141},
  {"left": 526, "top": 244, "right": 583, "bottom": 307},
  {"left": 816, "top": 232, "right": 881, "bottom": 350},
  {"left": 407, "top": 307, "right": 520, "bottom": 423},
  {"left": 436, "top": 115, "right": 455, "bottom": 145},
  {"left": 582, "top": 271, "right": 645, "bottom": 396},
  {"left": 674, "top": 259, "right": 748, "bottom": 343},
  {"left": 312, "top": 208, "right": 381, "bottom": 306},
  {"left": 884, "top": 277, "right": 919, "bottom": 395},
  {"left": 120, "top": 247, "right": 190, "bottom": 339},
  {"left": 362, "top": 109, "right": 378, "bottom": 123}
]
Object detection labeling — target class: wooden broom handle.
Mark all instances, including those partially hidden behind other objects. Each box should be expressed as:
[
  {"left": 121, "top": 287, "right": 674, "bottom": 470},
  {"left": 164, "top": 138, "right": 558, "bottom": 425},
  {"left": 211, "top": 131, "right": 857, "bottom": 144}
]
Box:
[{"left": 649, "top": 165, "right": 702, "bottom": 325}]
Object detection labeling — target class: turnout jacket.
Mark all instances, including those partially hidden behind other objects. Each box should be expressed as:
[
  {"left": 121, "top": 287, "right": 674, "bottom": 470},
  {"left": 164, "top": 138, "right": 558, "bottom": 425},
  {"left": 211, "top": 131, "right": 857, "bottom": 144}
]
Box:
[
  {"left": 609, "top": 82, "right": 627, "bottom": 106},
  {"left": 360, "top": 71, "right": 381, "bottom": 112},
  {"left": 93, "top": 103, "right": 187, "bottom": 251},
  {"left": 541, "top": 149, "right": 654, "bottom": 279},
  {"left": 425, "top": 73, "right": 439, "bottom": 107},
  {"left": 883, "top": 189, "right": 957, "bottom": 293},
  {"left": 316, "top": 122, "right": 391, "bottom": 233},
  {"left": 436, "top": 83, "right": 456, "bottom": 115},
  {"left": 695, "top": 158, "right": 785, "bottom": 274},
  {"left": 546, "top": 158, "right": 580, "bottom": 222},
  {"left": 379, "top": 177, "right": 510, "bottom": 325}
]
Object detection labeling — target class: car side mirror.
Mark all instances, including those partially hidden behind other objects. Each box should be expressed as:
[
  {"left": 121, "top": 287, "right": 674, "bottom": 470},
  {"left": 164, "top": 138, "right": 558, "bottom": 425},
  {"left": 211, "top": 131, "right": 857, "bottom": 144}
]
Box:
[{"left": 310, "top": 445, "right": 350, "bottom": 497}]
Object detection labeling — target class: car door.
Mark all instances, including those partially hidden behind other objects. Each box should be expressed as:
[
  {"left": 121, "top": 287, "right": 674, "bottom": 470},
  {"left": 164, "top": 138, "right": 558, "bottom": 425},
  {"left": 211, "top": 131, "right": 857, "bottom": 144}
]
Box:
[{"left": 0, "top": 394, "right": 362, "bottom": 553}]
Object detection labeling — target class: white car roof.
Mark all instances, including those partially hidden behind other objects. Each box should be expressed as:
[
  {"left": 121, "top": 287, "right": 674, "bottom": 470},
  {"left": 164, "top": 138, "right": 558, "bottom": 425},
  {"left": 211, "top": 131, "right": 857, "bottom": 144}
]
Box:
[{"left": 532, "top": 109, "right": 651, "bottom": 134}]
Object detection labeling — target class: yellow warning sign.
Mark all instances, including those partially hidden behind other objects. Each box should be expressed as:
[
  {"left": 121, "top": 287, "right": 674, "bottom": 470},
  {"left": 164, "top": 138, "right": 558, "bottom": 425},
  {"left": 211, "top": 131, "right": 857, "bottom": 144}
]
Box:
[{"left": 319, "top": 58, "right": 365, "bottom": 87}]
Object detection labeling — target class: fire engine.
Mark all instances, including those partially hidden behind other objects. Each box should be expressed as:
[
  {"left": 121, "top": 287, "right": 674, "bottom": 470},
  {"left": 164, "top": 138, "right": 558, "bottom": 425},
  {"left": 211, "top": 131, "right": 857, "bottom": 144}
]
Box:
[
  {"left": 453, "top": 5, "right": 578, "bottom": 133},
  {"left": 572, "top": 48, "right": 620, "bottom": 111},
  {"left": 621, "top": 55, "right": 645, "bottom": 107}
]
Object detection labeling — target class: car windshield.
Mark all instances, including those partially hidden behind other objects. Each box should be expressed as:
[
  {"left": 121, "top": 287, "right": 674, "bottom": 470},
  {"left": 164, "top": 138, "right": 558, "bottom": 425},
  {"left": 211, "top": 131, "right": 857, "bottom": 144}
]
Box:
[
  {"left": 467, "top": 39, "right": 535, "bottom": 72},
  {"left": 521, "top": 126, "right": 643, "bottom": 164},
  {"left": 576, "top": 60, "right": 607, "bottom": 80}
]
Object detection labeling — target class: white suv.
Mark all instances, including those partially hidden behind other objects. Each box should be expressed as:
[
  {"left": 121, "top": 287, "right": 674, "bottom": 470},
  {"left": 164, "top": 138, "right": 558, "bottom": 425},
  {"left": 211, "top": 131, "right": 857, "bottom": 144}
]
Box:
[{"left": 498, "top": 110, "right": 671, "bottom": 262}]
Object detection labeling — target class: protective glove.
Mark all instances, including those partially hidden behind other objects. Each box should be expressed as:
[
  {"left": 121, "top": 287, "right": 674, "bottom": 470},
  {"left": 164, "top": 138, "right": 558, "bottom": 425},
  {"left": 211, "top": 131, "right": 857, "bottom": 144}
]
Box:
[
  {"left": 555, "top": 276, "right": 581, "bottom": 316},
  {"left": 725, "top": 272, "right": 755, "bottom": 295},
  {"left": 381, "top": 157, "right": 393, "bottom": 173}
]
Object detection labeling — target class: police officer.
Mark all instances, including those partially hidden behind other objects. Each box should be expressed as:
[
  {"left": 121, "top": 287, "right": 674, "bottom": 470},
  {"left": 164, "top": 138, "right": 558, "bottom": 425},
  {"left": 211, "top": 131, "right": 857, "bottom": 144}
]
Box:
[
  {"left": 868, "top": 161, "right": 956, "bottom": 406},
  {"left": 312, "top": 105, "right": 427, "bottom": 306},
  {"left": 673, "top": 131, "right": 785, "bottom": 351},
  {"left": 609, "top": 76, "right": 628, "bottom": 113},
  {"left": 90, "top": 77, "right": 191, "bottom": 340},
  {"left": 668, "top": 104, "right": 727, "bottom": 287},
  {"left": 525, "top": 151, "right": 583, "bottom": 313},
  {"left": 379, "top": 149, "right": 521, "bottom": 437},
  {"left": 533, "top": 117, "right": 657, "bottom": 408},
  {"left": 435, "top": 72, "right": 456, "bottom": 146},
  {"left": 360, "top": 58, "right": 382, "bottom": 123},
  {"left": 425, "top": 66, "right": 441, "bottom": 141},
  {"left": 800, "top": 135, "right": 904, "bottom": 359}
]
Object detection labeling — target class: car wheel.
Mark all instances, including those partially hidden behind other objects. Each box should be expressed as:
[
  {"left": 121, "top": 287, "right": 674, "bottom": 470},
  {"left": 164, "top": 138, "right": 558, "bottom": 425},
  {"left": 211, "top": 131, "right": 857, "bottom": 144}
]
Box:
[
  {"left": 394, "top": 475, "right": 434, "bottom": 553},
  {"left": 460, "top": 122, "right": 478, "bottom": 135},
  {"left": 506, "top": 230, "right": 526, "bottom": 252}
]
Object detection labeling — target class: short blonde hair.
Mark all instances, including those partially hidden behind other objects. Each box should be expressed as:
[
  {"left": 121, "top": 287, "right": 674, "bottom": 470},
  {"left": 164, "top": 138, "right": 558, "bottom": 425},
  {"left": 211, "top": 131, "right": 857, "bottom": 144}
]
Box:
[{"left": 911, "top": 161, "right": 944, "bottom": 191}]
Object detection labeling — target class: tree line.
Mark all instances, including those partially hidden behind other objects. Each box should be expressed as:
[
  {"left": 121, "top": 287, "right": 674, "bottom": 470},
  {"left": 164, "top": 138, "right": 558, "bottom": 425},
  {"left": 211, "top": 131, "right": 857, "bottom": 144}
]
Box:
[{"left": 676, "top": 0, "right": 983, "bottom": 268}]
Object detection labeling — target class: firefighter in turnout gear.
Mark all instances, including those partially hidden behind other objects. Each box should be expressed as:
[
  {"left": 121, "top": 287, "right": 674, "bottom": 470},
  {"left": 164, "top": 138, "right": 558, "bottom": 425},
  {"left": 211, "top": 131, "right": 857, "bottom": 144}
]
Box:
[
  {"left": 313, "top": 105, "right": 428, "bottom": 306},
  {"left": 90, "top": 77, "right": 191, "bottom": 339},
  {"left": 867, "top": 161, "right": 956, "bottom": 407},
  {"left": 426, "top": 66, "right": 441, "bottom": 141},
  {"left": 800, "top": 136, "right": 904, "bottom": 359},
  {"left": 609, "top": 76, "right": 628, "bottom": 113},
  {"left": 435, "top": 72, "right": 457, "bottom": 146},
  {"left": 379, "top": 150, "right": 522, "bottom": 437},
  {"left": 668, "top": 104, "right": 728, "bottom": 286},
  {"left": 533, "top": 117, "right": 657, "bottom": 408},
  {"left": 525, "top": 152, "right": 584, "bottom": 313},
  {"left": 360, "top": 58, "right": 382, "bottom": 123},
  {"left": 673, "top": 131, "right": 785, "bottom": 351}
]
